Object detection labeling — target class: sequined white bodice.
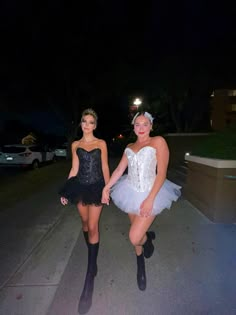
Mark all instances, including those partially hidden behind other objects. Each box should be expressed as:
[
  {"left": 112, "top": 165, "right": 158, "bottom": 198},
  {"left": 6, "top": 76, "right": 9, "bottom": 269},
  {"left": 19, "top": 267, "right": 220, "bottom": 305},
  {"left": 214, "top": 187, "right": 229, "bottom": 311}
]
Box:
[{"left": 125, "top": 146, "right": 157, "bottom": 192}]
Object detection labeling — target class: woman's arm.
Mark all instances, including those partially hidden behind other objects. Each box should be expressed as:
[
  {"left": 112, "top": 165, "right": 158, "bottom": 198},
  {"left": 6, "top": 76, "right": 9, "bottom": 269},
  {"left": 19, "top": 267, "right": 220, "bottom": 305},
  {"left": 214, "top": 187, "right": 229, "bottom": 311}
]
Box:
[
  {"left": 101, "top": 151, "right": 128, "bottom": 204},
  {"left": 68, "top": 141, "right": 80, "bottom": 179},
  {"left": 60, "top": 141, "right": 80, "bottom": 205},
  {"left": 100, "top": 140, "right": 110, "bottom": 184},
  {"left": 149, "top": 136, "right": 169, "bottom": 199},
  {"left": 106, "top": 152, "right": 128, "bottom": 189}
]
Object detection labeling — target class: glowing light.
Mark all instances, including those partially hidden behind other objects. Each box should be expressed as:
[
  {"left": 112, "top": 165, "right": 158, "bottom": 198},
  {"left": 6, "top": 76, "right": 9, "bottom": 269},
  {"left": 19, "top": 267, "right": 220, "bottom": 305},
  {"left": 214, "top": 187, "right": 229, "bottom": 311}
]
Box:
[{"left": 133, "top": 98, "right": 142, "bottom": 106}]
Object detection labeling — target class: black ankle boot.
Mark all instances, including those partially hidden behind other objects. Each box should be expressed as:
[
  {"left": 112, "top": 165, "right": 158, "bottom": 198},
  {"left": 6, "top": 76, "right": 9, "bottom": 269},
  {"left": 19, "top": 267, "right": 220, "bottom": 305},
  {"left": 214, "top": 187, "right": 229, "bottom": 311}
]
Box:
[
  {"left": 143, "top": 231, "right": 155, "bottom": 259},
  {"left": 83, "top": 231, "right": 89, "bottom": 247},
  {"left": 78, "top": 242, "right": 99, "bottom": 314},
  {"left": 137, "top": 253, "right": 146, "bottom": 291}
]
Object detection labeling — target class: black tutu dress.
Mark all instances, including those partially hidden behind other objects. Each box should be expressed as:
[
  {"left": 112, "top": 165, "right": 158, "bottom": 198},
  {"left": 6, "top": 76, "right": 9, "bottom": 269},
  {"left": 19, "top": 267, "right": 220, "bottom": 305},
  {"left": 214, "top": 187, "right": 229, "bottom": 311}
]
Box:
[{"left": 59, "top": 148, "right": 105, "bottom": 206}]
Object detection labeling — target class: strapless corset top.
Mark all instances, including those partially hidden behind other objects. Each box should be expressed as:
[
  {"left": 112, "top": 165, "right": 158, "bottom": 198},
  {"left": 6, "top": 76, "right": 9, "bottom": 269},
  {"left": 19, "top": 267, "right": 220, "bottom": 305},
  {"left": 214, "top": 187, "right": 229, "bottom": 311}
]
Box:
[
  {"left": 125, "top": 146, "right": 157, "bottom": 192},
  {"left": 76, "top": 148, "right": 103, "bottom": 184}
]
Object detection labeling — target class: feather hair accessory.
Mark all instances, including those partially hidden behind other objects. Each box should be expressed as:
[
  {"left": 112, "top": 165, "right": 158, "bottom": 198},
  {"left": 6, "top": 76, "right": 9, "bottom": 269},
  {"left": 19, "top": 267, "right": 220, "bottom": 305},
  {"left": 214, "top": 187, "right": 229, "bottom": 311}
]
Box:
[{"left": 131, "top": 111, "right": 154, "bottom": 124}]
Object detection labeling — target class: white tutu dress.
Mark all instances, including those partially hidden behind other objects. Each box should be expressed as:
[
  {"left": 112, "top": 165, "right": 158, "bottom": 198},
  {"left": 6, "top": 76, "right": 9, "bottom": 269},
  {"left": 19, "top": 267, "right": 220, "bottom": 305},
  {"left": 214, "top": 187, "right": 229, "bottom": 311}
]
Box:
[{"left": 110, "top": 146, "right": 181, "bottom": 216}]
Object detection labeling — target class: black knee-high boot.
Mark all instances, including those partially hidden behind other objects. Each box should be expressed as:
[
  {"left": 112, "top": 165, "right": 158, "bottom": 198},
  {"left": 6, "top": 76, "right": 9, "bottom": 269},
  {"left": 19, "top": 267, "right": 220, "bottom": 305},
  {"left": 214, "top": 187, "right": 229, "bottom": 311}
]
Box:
[
  {"left": 78, "top": 242, "right": 99, "bottom": 314},
  {"left": 143, "top": 231, "right": 155, "bottom": 258},
  {"left": 137, "top": 253, "right": 146, "bottom": 291},
  {"left": 83, "top": 231, "right": 89, "bottom": 247}
]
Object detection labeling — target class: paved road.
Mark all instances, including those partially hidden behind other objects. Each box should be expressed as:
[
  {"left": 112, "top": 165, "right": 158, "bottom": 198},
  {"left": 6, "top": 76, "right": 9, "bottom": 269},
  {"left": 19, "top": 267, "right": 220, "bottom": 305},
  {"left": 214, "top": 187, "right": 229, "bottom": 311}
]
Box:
[
  {"left": 0, "top": 159, "right": 236, "bottom": 315},
  {"left": 0, "top": 166, "right": 24, "bottom": 181}
]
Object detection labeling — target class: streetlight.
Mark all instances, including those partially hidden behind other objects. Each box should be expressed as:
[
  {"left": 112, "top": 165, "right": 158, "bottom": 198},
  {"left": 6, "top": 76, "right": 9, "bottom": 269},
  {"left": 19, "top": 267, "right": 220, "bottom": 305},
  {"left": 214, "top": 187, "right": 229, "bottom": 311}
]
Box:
[
  {"left": 133, "top": 97, "right": 142, "bottom": 109},
  {"left": 129, "top": 97, "right": 143, "bottom": 120}
]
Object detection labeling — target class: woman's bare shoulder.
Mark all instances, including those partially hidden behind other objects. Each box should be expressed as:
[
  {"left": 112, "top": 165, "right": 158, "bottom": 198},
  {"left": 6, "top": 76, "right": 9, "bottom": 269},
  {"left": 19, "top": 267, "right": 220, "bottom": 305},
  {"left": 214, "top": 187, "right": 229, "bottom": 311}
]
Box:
[
  {"left": 71, "top": 140, "right": 81, "bottom": 150},
  {"left": 151, "top": 136, "right": 169, "bottom": 155},
  {"left": 97, "top": 138, "right": 106, "bottom": 144},
  {"left": 152, "top": 135, "right": 167, "bottom": 145},
  {"left": 97, "top": 138, "right": 107, "bottom": 147},
  {"left": 126, "top": 142, "right": 134, "bottom": 148}
]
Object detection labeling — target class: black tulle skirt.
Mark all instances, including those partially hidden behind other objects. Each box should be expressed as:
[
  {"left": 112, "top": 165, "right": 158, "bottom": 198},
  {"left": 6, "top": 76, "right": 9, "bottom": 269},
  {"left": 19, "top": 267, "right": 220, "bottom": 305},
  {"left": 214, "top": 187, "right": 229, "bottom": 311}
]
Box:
[{"left": 58, "top": 176, "right": 105, "bottom": 206}]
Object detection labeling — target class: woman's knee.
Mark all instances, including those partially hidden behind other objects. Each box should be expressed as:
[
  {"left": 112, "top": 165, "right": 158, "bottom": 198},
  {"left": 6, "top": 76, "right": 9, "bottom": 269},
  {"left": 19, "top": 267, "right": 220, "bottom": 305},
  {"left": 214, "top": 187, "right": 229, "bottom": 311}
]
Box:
[
  {"left": 80, "top": 216, "right": 88, "bottom": 227},
  {"left": 88, "top": 224, "right": 99, "bottom": 237},
  {"left": 129, "top": 229, "right": 142, "bottom": 246}
]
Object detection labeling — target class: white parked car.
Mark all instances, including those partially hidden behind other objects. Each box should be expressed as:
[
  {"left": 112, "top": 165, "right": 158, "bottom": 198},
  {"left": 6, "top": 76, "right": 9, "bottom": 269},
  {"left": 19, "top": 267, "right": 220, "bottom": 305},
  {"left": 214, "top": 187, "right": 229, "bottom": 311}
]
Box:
[
  {"left": 0, "top": 144, "right": 55, "bottom": 169},
  {"left": 54, "top": 143, "right": 67, "bottom": 159}
]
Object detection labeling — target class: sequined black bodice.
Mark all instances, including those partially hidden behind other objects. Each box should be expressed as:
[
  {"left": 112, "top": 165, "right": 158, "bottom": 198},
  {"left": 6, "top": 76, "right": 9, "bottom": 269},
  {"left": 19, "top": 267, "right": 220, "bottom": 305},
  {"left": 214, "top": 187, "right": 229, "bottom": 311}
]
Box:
[{"left": 76, "top": 148, "right": 104, "bottom": 184}]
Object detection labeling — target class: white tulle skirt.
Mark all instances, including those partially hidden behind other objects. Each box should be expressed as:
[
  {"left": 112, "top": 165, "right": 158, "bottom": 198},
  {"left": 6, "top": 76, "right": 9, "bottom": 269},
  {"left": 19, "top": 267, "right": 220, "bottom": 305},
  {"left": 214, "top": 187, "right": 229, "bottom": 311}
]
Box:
[{"left": 110, "top": 175, "right": 181, "bottom": 216}]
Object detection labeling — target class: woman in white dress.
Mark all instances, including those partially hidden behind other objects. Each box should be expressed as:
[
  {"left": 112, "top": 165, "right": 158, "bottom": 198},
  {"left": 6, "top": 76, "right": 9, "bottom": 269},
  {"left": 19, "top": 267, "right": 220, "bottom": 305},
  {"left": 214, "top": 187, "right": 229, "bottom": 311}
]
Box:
[{"left": 102, "top": 111, "right": 181, "bottom": 291}]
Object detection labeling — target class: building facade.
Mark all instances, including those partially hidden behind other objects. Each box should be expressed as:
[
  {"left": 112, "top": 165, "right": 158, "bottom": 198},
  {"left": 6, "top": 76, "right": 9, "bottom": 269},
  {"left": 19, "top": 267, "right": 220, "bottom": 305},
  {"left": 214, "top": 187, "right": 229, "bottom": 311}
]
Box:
[{"left": 210, "top": 89, "right": 236, "bottom": 130}]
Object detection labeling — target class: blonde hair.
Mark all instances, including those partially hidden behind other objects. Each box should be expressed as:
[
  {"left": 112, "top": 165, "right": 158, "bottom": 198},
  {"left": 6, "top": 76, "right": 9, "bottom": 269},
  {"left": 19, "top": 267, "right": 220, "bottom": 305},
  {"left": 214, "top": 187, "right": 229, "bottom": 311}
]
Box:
[{"left": 81, "top": 108, "right": 98, "bottom": 126}]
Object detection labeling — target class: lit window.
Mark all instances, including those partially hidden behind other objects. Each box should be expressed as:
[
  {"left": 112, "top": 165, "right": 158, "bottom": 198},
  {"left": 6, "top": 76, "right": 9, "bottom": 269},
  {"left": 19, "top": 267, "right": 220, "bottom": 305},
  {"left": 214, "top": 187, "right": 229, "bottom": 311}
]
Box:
[
  {"left": 228, "top": 90, "right": 236, "bottom": 96},
  {"left": 232, "top": 104, "right": 236, "bottom": 111}
]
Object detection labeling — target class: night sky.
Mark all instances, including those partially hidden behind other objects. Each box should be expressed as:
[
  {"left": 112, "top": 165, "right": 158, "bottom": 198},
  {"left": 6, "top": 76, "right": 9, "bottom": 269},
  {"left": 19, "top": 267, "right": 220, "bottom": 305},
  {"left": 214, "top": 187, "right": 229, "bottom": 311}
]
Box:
[{"left": 1, "top": 1, "right": 236, "bottom": 139}]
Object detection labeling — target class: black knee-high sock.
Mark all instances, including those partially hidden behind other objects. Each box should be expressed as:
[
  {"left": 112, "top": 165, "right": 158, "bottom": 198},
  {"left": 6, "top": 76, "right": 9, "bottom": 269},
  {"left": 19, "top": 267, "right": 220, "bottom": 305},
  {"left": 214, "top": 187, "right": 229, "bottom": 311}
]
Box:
[
  {"left": 78, "top": 242, "right": 99, "bottom": 314},
  {"left": 83, "top": 231, "right": 89, "bottom": 247}
]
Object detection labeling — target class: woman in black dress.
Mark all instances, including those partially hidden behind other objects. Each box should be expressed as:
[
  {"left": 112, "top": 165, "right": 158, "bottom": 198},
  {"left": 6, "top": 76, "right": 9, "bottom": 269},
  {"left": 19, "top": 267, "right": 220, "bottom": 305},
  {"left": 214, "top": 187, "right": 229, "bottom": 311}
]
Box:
[{"left": 59, "top": 108, "right": 110, "bottom": 314}]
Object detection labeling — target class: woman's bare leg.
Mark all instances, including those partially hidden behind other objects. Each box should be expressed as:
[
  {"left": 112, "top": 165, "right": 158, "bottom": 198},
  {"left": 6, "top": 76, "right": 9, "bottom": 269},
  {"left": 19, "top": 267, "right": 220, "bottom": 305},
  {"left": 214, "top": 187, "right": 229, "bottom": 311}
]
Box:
[
  {"left": 77, "top": 203, "right": 89, "bottom": 232},
  {"left": 128, "top": 214, "right": 142, "bottom": 255},
  {"left": 128, "top": 213, "right": 156, "bottom": 291},
  {"left": 87, "top": 205, "right": 102, "bottom": 243},
  {"left": 128, "top": 214, "right": 156, "bottom": 254},
  {"left": 78, "top": 203, "right": 102, "bottom": 243}
]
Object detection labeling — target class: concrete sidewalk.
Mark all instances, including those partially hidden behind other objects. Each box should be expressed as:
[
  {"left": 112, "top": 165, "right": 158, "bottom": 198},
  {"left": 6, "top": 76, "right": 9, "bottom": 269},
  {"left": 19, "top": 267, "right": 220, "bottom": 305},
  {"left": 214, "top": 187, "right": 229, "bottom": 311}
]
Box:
[{"left": 1, "top": 190, "right": 236, "bottom": 315}]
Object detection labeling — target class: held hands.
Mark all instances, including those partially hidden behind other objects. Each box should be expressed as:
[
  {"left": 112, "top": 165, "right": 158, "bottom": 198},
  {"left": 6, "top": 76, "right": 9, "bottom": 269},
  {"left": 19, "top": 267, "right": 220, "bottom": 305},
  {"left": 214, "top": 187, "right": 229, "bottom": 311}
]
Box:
[
  {"left": 60, "top": 196, "right": 68, "bottom": 206},
  {"left": 102, "top": 186, "right": 110, "bottom": 205},
  {"left": 139, "top": 197, "right": 153, "bottom": 217}
]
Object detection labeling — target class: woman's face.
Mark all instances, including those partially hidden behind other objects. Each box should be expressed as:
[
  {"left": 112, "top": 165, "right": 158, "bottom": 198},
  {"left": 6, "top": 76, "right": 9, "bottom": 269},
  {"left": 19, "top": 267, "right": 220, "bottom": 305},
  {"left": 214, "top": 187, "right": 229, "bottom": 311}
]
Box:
[
  {"left": 133, "top": 115, "right": 152, "bottom": 137},
  {"left": 81, "top": 114, "right": 96, "bottom": 133}
]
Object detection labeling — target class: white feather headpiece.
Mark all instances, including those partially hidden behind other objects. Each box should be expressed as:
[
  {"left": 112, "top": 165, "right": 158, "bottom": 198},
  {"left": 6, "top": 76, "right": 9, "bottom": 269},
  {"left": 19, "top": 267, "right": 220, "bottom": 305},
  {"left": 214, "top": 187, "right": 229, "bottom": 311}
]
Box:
[{"left": 131, "top": 112, "right": 154, "bottom": 125}]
